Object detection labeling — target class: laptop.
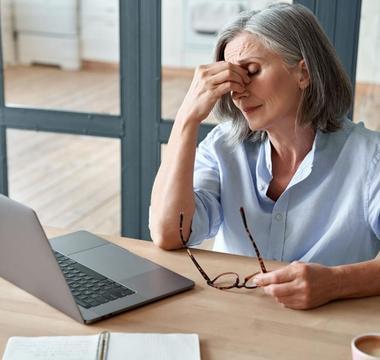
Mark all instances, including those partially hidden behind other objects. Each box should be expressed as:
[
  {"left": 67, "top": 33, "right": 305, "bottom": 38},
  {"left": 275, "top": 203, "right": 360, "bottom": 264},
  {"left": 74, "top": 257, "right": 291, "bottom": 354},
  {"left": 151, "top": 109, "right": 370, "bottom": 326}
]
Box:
[{"left": 0, "top": 194, "right": 194, "bottom": 324}]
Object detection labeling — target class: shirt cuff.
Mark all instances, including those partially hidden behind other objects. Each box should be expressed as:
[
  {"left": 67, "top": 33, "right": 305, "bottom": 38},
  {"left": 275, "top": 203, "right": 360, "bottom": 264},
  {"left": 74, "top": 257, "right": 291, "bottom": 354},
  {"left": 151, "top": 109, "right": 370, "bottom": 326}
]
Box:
[{"left": 186, "top": 194, "right": 210, "bottom": 247}]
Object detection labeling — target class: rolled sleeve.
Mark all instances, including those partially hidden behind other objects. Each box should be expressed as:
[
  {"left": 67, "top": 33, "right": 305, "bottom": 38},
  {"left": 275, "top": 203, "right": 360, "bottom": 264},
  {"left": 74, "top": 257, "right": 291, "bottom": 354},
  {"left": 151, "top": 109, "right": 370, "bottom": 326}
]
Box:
[
  {"left": 186, "top": 194, "right": 213, "bottom": 246},
  {"left": 187, "top": 127, "right": 223, "bottom": 246}
]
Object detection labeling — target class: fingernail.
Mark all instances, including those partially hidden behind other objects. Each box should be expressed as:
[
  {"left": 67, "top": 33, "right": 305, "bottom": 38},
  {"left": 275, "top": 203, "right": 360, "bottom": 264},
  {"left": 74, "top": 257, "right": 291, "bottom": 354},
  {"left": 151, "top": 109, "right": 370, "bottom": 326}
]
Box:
[{"left": 252, "top": 276, "right": 261, "bottom": 285}]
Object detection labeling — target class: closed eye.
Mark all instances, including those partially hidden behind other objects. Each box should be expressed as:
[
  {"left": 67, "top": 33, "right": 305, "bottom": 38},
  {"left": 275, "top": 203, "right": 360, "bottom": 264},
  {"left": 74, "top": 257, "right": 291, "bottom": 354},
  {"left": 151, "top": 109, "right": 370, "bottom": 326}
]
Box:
[
  {"left": 247, "top": 64, "right": 261, "bottom": 76},
  {"left": 248, "top": 69, "right": 260, "bottom": 77}
]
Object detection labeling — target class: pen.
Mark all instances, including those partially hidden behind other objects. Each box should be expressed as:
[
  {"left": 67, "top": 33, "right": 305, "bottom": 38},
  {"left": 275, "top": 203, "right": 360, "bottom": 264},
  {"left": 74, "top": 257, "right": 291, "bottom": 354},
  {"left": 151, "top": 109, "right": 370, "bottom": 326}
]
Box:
[{"left": 97, "top": 331, "right": 110, "bottom": 360}]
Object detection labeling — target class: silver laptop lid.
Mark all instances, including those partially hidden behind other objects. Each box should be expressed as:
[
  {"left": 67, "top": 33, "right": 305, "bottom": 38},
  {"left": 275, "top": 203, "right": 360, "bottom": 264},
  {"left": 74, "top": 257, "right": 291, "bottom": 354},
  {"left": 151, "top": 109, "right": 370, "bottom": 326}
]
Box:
[{"left": 0, "top": 195, "right": 83, "bottom": 323}]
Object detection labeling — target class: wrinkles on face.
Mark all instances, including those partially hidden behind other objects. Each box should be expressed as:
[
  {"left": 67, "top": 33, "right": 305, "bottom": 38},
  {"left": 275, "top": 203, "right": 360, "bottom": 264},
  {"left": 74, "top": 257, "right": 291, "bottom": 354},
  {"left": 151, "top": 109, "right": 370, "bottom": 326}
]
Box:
[
  {"left": 222, "top": 32, "right": 303, "bottom": 135},
  {"left": 224, "top": 32, "right": 267, "bottom": 65}
]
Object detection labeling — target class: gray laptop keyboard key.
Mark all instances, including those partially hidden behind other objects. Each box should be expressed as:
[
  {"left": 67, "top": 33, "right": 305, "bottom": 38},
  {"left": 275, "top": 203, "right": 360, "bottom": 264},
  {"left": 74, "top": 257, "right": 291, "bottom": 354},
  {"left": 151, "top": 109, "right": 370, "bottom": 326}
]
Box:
[{"left": 54, "top": 251, "right": 135, "bottom": 309}]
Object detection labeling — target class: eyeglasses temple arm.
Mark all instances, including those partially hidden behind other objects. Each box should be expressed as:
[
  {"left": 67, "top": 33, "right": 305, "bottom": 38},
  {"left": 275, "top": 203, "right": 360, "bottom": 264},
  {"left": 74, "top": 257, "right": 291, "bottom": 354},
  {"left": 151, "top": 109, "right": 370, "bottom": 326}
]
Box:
[
  {"left": 180, "top": 212, "right": 213, "bottom": 283},
  {"left": 240, "top": 207, "right": 267, "bottom": 273}
]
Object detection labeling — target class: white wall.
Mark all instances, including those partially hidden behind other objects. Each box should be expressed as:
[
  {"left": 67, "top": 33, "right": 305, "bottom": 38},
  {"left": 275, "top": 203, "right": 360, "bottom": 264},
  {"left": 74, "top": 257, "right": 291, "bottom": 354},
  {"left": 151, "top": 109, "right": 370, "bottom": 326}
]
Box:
[{"left": 356, "top": 0, "right": 380, "bottom": 84}]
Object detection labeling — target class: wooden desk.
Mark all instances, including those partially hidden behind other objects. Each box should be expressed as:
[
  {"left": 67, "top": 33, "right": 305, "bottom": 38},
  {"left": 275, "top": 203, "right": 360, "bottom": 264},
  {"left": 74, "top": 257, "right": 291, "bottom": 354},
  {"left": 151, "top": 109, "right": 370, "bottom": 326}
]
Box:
[{"left": 1, "top": 228, "right": 379, "bottom": 360}]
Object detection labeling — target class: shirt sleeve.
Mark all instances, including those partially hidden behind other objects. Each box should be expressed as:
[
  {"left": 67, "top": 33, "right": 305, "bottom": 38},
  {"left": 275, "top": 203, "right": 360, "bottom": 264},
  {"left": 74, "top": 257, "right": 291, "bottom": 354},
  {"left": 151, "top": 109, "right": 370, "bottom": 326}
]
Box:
[
  {"left": 368, "top": 145, "right": 380, "bottom": 240},
  {"left": 187, "top": 127, "right": 223, "bottom": 246}
]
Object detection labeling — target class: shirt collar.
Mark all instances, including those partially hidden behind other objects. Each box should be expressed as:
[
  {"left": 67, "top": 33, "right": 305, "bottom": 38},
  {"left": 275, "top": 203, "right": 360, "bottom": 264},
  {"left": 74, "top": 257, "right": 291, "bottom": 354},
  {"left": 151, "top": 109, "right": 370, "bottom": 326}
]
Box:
[
  {"left": 257, "top": 129, "right": 321, "bottom": 190},
  {"left": 288, "top": 129, "right": 319, "bottom": 187}
]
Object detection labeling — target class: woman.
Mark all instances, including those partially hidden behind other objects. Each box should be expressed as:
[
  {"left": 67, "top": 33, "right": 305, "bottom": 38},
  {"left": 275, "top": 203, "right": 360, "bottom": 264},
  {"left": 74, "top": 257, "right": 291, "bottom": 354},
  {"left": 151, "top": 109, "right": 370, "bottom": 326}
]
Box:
[{"left": 150, "top": 3, "right": 380, "bottom": 309}]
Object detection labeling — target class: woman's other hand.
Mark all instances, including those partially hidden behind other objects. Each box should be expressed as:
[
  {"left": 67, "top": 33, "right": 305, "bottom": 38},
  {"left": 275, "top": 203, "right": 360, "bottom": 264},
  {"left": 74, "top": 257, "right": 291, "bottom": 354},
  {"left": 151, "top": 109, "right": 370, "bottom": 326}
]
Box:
[
  {"left": 177, "top": 61, "right": 250, "bottom": 123},
  {"left": 253, "top": 261, "right": 340, "bottom": 310}
]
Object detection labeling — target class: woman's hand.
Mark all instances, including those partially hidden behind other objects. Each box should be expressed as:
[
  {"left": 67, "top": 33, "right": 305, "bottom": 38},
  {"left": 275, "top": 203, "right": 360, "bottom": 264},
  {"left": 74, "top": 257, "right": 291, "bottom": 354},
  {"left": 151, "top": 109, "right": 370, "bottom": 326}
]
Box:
[
  {"left": 177, "top": 61, "right": 250, "bottom": 124},
  {"left": 253, "top": 261, "right": 341, "bottom": 310}
]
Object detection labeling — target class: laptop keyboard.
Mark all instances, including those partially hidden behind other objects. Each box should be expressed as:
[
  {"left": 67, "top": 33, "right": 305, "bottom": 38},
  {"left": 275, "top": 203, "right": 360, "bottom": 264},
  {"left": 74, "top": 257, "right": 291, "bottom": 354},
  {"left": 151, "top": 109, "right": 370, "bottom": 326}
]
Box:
[{"left": 54, "top": 251, "right": 135, "bottom": 309}]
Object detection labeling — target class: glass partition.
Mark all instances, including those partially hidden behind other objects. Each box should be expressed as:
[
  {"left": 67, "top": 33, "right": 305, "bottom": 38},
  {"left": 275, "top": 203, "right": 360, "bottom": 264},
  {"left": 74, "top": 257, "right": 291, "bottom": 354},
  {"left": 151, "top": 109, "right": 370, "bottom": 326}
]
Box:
[
  {"left": 1, "top": 0, "right": 120, "bottom": 115},
  {"left": 7, "top": 129, "right": 121, "bottom": 234}
]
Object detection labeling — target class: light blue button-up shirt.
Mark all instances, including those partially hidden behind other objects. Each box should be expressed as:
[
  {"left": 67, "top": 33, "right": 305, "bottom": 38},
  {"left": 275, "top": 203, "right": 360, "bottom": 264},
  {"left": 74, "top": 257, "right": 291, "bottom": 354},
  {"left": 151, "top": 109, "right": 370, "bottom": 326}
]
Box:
[{"left": 188, "top": 118, "right": 380, "bottom": 266}]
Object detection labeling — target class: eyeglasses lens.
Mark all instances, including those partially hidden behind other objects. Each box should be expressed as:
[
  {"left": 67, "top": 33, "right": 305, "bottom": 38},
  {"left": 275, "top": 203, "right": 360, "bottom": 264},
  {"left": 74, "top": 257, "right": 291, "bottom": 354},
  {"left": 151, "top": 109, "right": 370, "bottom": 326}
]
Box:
[{"left": 212, "top": 273, "right": 239, "bottom": 289}]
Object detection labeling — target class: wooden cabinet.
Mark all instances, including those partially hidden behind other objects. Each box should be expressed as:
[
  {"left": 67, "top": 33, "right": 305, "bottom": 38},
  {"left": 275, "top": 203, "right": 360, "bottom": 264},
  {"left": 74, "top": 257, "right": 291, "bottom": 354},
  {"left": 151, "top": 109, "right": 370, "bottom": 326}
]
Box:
[
  {"left": 14, "top": 0, "right": 80, "bottom": 70},
  {"left": 80, "top": 0, "right": 119, "bottom": 63},
  {"left": 12, "top": 0, "right": 119, "bottom": 69},
  {"left": 162, "top": 0, "right": 250, "bottom": 68}
]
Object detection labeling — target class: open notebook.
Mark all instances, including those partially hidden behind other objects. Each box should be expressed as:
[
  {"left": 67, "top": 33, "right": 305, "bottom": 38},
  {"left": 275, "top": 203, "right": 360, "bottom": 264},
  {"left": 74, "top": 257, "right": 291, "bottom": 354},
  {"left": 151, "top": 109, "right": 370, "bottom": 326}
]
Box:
[{"left": 3, "top": 332, "right": 200, "bottom": 360}]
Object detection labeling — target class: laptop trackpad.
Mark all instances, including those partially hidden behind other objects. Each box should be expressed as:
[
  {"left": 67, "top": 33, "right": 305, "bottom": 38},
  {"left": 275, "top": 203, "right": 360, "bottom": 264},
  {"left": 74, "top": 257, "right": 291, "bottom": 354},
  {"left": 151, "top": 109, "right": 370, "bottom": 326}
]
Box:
[{"left": 70, "top": 244, "right": 159, "bottom": 281}]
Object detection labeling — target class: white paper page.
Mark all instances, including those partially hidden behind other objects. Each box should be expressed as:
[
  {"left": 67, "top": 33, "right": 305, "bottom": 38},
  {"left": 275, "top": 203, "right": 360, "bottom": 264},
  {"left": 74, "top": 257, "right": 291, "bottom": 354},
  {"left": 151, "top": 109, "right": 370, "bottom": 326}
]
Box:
[
  {"left": 107, "top": 333, "right": 200, "bottom": 360},
  {"left": 2, "top": 335, "right": 100, "bottom": 360}
]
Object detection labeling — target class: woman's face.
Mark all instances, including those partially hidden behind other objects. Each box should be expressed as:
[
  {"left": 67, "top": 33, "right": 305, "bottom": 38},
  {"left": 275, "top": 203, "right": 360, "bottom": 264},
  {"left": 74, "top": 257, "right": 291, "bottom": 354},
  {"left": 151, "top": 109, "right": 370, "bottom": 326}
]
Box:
[{"left": 224, "top": 32, "right": 305, "bottom": 133}]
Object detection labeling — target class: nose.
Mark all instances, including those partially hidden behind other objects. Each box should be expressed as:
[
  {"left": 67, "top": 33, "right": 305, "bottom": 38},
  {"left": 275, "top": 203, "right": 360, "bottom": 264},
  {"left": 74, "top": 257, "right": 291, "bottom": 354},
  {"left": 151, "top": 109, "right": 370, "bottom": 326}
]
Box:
[{"left": 231, "top": 88, "right": 250, "bottom": 101}]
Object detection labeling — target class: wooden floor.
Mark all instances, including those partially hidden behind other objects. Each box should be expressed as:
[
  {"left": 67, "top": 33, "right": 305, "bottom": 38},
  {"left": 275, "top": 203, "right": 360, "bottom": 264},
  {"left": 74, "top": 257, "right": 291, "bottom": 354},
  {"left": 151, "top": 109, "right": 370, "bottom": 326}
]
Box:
[
  {"left": 4, "top": 64, "right": 195, "bottom": 237},
  {"left": 3, "top": 64, "right": 380, "bottom": 238},
  {"left": 7, "top": 130, "right": 121, "bottom": 235}
]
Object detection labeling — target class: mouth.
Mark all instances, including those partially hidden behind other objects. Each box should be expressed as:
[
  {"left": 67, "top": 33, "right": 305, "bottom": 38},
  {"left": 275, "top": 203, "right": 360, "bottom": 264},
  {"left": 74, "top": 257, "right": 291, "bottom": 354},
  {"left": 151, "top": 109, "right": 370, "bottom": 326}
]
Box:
[{"left": 242, "top": 105, "right": 262, "bottom": 114}]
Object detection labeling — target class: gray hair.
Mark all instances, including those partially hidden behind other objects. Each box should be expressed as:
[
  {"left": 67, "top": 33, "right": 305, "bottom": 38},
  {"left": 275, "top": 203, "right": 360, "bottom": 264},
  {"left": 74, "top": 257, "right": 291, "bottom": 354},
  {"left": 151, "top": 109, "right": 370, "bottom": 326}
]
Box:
[{"left": 213, "top": 3, "right": 353, "bottom": 144}]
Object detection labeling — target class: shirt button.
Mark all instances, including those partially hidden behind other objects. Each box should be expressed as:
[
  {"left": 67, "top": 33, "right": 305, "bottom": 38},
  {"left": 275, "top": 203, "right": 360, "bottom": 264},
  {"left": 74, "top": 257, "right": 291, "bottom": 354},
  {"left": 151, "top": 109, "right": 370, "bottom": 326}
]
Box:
[
  {"left": 275, "top": 213, "right": 283, "bottom": 221},
  {"left": 259, "top": 184, "right": 265, "bottom": 191}
]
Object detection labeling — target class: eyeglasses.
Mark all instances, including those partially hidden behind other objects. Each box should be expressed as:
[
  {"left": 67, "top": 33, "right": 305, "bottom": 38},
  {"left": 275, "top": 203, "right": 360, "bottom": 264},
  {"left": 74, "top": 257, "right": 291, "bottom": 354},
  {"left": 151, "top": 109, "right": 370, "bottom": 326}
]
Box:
[{"left": 179, "top": 207, "right": 267, "bottom": 290}]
